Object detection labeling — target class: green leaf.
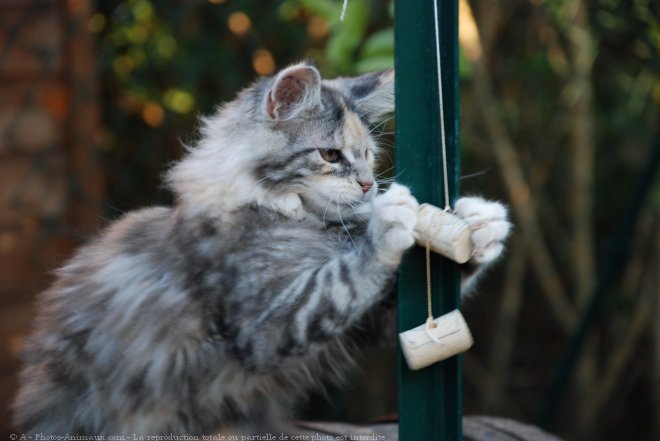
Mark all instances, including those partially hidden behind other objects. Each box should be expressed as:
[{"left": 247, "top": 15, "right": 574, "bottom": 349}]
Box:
[
  {"left": 458, "top": 48, "right": 472, "bottom": 79},
  {"left": 326, "top": 0, "right": 369, "bottom": 72},
  {"left": 355, "top": 55, "right": 393, "bottom": 73},
  {"left": 359, "top": 28, "right": 394, "bottom": 59},
  {"left": 298, "top": 0, "right": 340, "bottom": 22}
]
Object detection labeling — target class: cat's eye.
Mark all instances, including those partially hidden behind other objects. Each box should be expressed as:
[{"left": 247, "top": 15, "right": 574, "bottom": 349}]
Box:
[{"left": 318, "top": 148, "right": 342, "bottom": 163}]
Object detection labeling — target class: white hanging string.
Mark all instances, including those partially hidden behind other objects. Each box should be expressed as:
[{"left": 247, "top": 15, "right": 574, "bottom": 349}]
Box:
[
  {"left": 426, "top": 0, "right": 451, "bottom": 324},
  {"left": 425, "top": 240, "right": 434, "bottom": 322},
  {"left": 432, "top": 0, "right": 451, "bottom": 211},
  {"left": 340, "top": 0, "right": 348, "bottom": 21}
]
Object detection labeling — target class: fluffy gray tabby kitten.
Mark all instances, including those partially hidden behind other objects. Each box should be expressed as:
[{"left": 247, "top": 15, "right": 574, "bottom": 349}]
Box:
[{"left": 13, "top": 62, "right": 510, "bottom": 435}]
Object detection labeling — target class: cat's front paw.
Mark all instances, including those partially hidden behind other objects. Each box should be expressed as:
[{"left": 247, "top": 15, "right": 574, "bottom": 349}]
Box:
[
  {"left": 454, "top": 197, "right": 511, "bottom": 265},
  {"left": 370, "top": 184, "right": 419, "bottom": 266}
]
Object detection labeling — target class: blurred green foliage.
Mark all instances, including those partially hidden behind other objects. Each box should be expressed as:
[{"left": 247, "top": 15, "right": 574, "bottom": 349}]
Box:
[{"left": 281, "top": 0, "right": 394, "bottom": 73}]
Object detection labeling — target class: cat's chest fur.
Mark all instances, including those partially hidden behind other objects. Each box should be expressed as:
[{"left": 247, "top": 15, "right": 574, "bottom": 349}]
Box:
[{"left": 176, "top": 205, "right": 366, "bottom": 273}]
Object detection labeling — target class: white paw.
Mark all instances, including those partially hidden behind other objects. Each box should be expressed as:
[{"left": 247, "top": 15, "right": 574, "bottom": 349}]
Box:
[
  {"left": 454, "top": 197, "right": 511, "bottom": 264},
  {"left": 370, "top": 184, "right": 419, "bottom": 265}
]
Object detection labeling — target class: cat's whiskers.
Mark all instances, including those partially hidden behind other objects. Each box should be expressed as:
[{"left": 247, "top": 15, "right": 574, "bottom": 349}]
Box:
[
  {"left": 340, "top": 196, "right": 367, "bottom": 223},
  {"left": 380, "top": 167, "right": 407, "bottom": 192},
  {"left": 367, "top": 119, "right": 390, "bottom": 137},
  {"left": 376, "top": 139, "right": 395, "bottom": 149},
  {"left": 368, "top": 116, "right": 394, "bottom": 139},
  {"left": 376, "top": 172, "right": 403, "bottom": 183},
  {"left": 335, "top": 201, "right": 359, "bottom": 255},
  {"left": 374, "top": 146, "right": 394, "bottom": 165},
  {"left": 374, "top": 165, "right": 398, "bottom": 179},
  {"left": 370, "top": 125, "right": 393, "bottom": 139},
  {"left": 322, "top": 199, "right": 334, "bottom": 240},
  {"left": 376, "top": 179, "right": 397, "bottom": 187},
  {"left": 253, "top": 175, "right": 272, "bottom": 186},
  {"left": 374, "top": 169, "right": 404, "bottom": 194},
  {"left": 351, "top": 109, "right": 393, "bottom": 146}
]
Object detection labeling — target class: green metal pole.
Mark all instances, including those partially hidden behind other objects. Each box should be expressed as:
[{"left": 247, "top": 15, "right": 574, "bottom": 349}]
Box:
[{"left": 395, "top": 0, "right": 462, "bottom": 440}]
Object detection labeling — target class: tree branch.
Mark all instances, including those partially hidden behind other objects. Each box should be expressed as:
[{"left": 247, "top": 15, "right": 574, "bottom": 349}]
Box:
[
  {"left": 564, "top": 0, "right": 597, "bottom": 310},
  {"left": 481, "top": 237, "right": 527, "bottom": 412},
  {"left": 460, "top": 0, "right": 577, "bottom": 332}
]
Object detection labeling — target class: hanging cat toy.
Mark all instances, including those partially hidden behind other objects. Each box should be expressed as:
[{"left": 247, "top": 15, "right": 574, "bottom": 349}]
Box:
[{"left": 395, "top": 0, "right": 474, "bottom": 370}]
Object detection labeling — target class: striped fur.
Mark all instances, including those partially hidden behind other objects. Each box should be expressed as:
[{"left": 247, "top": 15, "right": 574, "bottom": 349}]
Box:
[{"left": 13, "top": 63, "right": 509, "bottom": 435}]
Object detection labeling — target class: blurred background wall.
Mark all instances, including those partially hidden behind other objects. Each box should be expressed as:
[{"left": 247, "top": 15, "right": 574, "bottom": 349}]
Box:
[
  {"left": 0, "top": 0, "right": 658, "bottom": 440},
  {"left": 0, "top": 0, "right": 103, "bottom": 433}
]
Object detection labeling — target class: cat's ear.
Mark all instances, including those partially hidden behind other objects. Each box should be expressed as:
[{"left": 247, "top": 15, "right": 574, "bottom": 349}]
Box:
[
  {"left": 343, "top": 69, "right": 394, "bottom": 124},
  {"left": 266, "top": 63, "right": 322, "bottom": 121}
]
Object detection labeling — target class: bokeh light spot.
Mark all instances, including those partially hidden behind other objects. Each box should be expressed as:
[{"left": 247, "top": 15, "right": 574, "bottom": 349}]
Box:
[
  {"left": 164, "top": 89, "right": 195, "bottom": 114},
  {"left": 252, "top": 49, "right": 275, "bottom": 75},
  {"left": 228, "top": 12, "right": 251, "bottom": 36},
  {"left": 142, "top": 103, "right": 166, "bottom": 127},
  {"left": 307, "top": 16, "right": 329, "bottom": 40}
]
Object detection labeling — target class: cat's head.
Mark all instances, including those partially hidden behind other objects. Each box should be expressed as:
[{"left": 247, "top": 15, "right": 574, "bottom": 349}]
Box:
[{"left": 167, "top": 62, "right": 393, "bottom": 220}]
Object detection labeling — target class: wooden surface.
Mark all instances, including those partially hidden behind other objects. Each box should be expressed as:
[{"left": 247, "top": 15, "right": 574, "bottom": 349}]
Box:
[{"left": 295, "top": 417, "right": 564, "bottom": 441}]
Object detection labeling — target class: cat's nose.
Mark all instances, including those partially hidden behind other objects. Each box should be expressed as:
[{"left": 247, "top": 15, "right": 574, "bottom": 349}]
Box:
[{"left": 357, "top": 180, "right": 373, "bottom": 194}]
